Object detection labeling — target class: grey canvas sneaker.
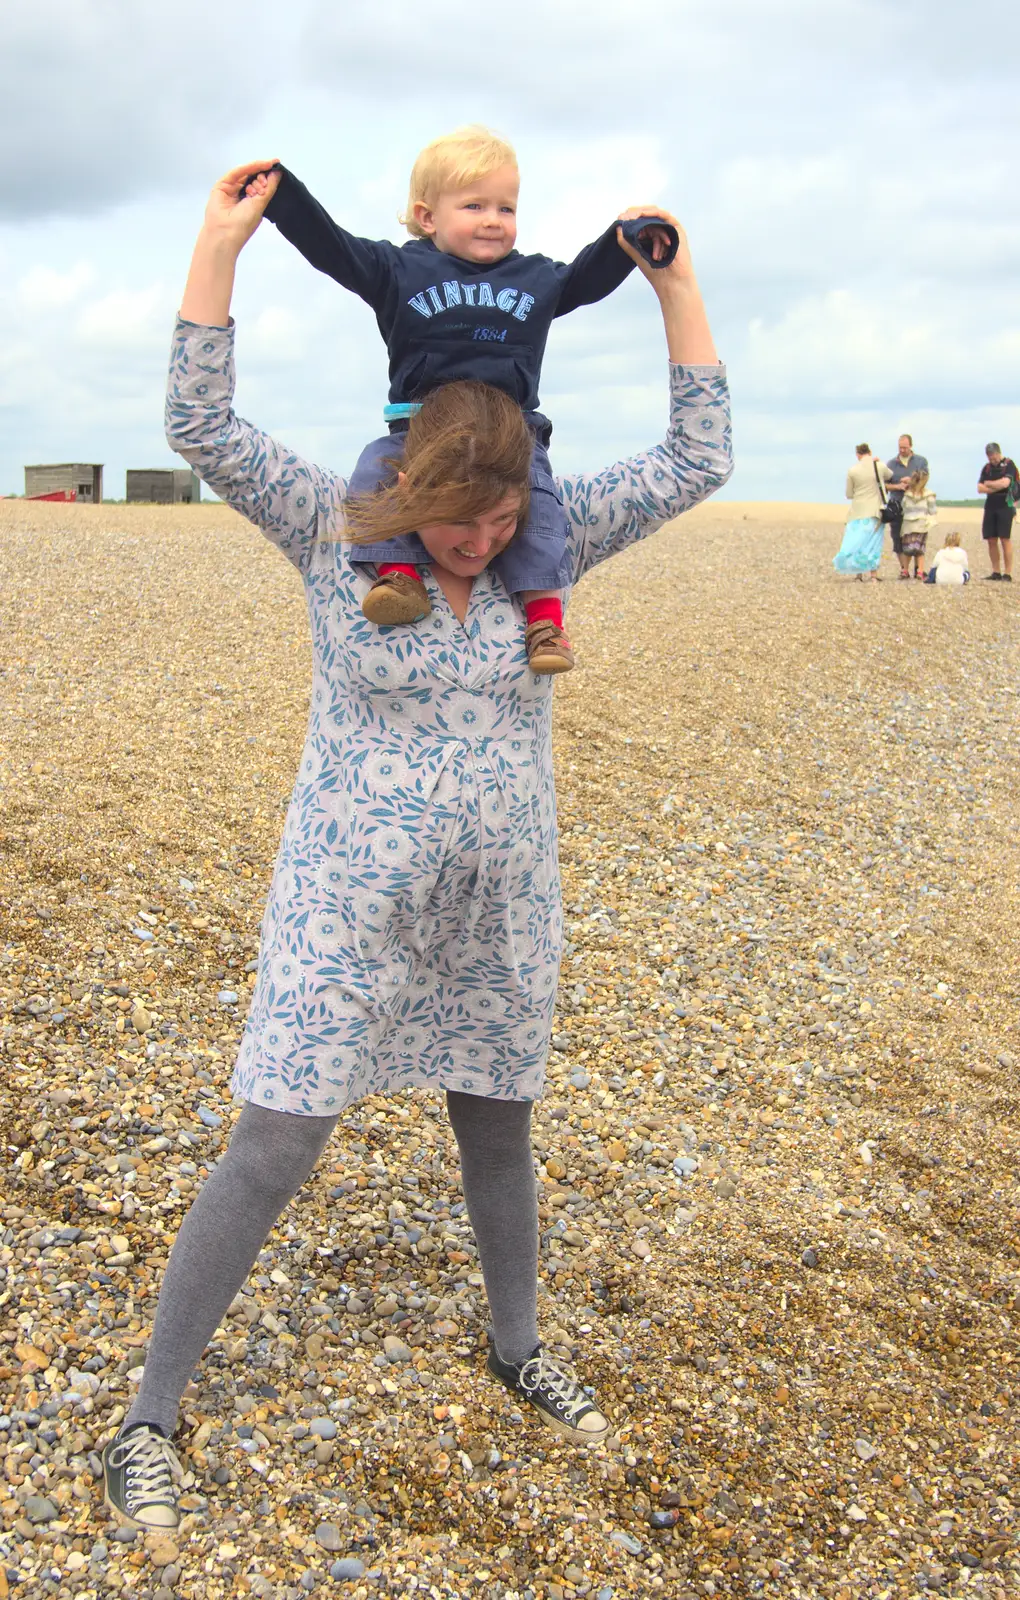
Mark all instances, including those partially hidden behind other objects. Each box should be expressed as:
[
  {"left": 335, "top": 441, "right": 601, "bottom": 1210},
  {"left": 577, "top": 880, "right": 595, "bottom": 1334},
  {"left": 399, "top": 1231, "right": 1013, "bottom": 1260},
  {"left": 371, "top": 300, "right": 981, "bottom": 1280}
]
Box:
[
  {"left": 487, "top": 1344, "right": 609, "bottom": 1443},
  {"left": 102, "top": 1423, "right": 183, "bottom": 1529}
]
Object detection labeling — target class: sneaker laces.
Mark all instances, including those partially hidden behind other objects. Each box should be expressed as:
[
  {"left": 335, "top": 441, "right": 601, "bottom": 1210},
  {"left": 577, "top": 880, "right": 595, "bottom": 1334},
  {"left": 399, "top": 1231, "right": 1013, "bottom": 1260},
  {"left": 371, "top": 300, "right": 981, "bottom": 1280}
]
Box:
[
  {"left": 109, "top": 1428, "right": 183, "bottom": 1514},
  {"left": 516, "top": 1351, "right": 591, "bottom": 1423}
]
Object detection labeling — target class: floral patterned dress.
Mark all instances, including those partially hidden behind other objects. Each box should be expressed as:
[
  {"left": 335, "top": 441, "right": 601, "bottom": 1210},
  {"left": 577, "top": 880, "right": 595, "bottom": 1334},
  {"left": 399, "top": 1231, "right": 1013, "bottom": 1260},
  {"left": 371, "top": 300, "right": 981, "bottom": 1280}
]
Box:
[{"left": 166, "top": 317, "right": 733, "bottom": 1114}]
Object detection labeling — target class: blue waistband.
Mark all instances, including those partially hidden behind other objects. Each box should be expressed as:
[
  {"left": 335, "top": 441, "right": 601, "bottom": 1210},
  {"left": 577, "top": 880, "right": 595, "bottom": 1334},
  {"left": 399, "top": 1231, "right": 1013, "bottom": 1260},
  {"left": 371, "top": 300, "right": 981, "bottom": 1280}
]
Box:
[{"left": 383, "top": 401, "right": 552, "bottom": 449}]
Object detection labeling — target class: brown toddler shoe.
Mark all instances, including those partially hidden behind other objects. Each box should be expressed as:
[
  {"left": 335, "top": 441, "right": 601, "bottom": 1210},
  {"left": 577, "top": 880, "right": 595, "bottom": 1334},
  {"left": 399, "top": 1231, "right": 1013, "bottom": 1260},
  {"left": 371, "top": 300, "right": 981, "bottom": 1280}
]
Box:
[
  {"left": 362, "top": 570, "right": 432, "bottom": 625},
  {"left": 525, "top": 619, "right": 575, "bottom": 675}
]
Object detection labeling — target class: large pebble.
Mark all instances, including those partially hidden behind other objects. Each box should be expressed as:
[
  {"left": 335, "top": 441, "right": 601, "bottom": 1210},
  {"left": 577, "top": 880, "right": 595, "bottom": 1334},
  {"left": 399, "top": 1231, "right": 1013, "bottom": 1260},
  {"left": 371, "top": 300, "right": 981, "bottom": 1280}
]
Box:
[
  {"left": 23, "top": 1495, "right": 58, "bottom": 1523},
  {"left": 609, "top": 1531, "right": 642, "bottom": 1554},
  {"left": 330, "top": 1559, "right": 367, "bottom": 1580},
  {"left": 144, "top": 1536, "right": 181, "bottom": 1566}
]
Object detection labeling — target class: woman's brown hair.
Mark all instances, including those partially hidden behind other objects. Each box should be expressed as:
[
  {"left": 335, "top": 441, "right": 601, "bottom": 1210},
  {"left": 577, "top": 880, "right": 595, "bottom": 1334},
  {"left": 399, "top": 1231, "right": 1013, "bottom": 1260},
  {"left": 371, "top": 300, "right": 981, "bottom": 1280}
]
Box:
[{"left": 343, "top": 381, "right": 532, "bottom": 545}]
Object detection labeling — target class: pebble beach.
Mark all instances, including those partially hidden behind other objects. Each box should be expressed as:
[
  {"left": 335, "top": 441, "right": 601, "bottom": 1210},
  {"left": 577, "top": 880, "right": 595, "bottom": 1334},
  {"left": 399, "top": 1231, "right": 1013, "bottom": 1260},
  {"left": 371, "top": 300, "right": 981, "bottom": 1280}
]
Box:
[{"left": 1, "top": 496, "right": 1017, "bottom": 1600}]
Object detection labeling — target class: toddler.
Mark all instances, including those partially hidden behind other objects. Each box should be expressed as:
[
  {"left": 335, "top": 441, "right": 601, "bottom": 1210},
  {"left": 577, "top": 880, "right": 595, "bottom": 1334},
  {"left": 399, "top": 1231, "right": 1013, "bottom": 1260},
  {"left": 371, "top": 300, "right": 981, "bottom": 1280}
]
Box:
[
  {"left": 925, "top": 531, "right": 970, "bottom": 585},
  {"left": 250, "top": 128, "right": 677, "bottom": 674},
  {"left": 900, "top": 469, "right": 937, "bottom": 579}
]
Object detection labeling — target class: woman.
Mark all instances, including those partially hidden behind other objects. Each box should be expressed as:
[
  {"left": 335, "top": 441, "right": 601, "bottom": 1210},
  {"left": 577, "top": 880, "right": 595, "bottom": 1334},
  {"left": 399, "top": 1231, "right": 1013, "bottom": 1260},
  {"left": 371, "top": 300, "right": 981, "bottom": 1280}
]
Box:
[
  {"left": 834, "top": 443, "right": 891, "bottom": 580},
  {"left": 900, "top": 468, "right": 937, "bottom": 579},
  {"left": 101, "top": 162, "right": 732, "bottom": 1531}
]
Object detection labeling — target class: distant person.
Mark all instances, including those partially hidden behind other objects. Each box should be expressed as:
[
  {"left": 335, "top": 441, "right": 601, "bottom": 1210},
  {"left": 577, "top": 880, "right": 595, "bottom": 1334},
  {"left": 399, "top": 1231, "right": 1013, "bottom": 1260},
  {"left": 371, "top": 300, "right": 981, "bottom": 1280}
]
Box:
[
  {"left": 977, "top": 442, "right": 1018, "bottom": 581},
  {"left": 925, "top": 531, "right": 970, "bottom": 586},
  {"left": 886, "top": 433, "right": 928, "bottom": 579},
  {"left": 900, "top": 469, "right": 937, "bottom": 579},
  {"left": 834, "top": 442, "right": 891, "bottom": 580}
]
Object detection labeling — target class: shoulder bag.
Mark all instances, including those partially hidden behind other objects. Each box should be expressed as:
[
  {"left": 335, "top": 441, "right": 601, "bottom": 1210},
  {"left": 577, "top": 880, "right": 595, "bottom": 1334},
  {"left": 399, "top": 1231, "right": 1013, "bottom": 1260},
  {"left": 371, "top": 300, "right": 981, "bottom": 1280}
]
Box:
[{"left": 874, "top": 461, "right": 899, "bottom": 524}]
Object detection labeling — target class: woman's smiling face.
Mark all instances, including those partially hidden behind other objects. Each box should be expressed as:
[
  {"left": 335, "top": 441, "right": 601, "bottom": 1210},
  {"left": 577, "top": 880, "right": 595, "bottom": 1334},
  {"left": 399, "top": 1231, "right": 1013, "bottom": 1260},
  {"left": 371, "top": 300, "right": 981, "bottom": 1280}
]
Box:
[{"left": 414, "top": 492, "right": 523, "bottom": 576}]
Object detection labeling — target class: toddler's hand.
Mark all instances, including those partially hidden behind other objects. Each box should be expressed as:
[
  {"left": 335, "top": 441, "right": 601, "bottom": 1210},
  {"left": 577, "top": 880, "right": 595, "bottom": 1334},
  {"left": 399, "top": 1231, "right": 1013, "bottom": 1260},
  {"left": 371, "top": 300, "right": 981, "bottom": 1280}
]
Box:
[
  {"left": 616, "top": 204, "right": 694, "bottom": 284},
  {"left": 201, "top": 161, "right": 283, "bottom": 249},
  {"left": 635, "top": 221, "right": 672, "bottom": 261},
  {"left": 242, "top": 165, "right": 281, "bottom": 202}
]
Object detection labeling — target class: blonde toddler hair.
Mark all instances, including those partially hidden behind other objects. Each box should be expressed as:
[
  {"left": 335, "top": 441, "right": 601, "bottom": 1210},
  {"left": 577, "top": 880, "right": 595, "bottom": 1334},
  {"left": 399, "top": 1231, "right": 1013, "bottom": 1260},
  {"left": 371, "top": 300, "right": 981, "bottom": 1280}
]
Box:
[
  {"left": 944, "top": 531, "right": 962, "bottom": 549},
  {"left": 907, "top": 468, "right": 930, "bottom": 495},
  {"left": 401, "top": 125, "right": 518, "bottom": 239}
]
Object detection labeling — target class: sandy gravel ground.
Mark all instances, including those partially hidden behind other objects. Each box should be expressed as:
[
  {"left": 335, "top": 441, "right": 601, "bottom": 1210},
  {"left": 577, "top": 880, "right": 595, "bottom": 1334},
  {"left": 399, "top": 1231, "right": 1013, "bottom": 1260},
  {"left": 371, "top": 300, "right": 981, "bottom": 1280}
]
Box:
[{"left": 0, "top": 498, "right": 1017, "bottom": 1600}]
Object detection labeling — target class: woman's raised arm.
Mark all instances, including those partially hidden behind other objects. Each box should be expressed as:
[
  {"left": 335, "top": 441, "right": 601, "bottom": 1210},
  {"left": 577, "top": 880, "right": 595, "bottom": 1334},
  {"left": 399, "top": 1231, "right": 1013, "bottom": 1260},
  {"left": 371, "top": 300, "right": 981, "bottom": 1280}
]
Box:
[
  {"left": 562, "top": 215, "right": 732, "bottom": 582},
  {"left": 615, "top": 205, "right": 718, "bottom": 365},
  {"left": 179, "top": 162, "right": 281, "bottom": 326}
]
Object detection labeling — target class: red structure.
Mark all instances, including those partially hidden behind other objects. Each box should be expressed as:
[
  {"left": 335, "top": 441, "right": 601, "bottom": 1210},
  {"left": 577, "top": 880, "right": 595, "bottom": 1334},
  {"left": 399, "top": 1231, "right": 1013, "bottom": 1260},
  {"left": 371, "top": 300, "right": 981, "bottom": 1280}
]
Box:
[{"left": 27, "top": 489, "right": 77, "bottom": 502}]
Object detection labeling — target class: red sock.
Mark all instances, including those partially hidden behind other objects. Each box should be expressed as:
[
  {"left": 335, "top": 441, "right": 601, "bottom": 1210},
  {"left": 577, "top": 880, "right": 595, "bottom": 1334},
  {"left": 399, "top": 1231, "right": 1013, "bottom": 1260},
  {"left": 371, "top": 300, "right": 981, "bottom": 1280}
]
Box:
[
  {"left": 378, "top": 562, "right": 420, "bottom": 580},
  {"left": 524, "top": 597, "right": 564, "bottom": 632}
]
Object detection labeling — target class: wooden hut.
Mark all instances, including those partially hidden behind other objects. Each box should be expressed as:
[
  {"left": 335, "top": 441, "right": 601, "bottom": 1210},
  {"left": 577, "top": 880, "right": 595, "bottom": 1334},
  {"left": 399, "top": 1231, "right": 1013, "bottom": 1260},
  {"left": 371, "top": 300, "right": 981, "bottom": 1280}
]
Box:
[
  {"left": 126, "top": 469, "right": 201, "bottom": 505},
  {"left": 24, "top": 463, "right": 103, "bottom": 502}
]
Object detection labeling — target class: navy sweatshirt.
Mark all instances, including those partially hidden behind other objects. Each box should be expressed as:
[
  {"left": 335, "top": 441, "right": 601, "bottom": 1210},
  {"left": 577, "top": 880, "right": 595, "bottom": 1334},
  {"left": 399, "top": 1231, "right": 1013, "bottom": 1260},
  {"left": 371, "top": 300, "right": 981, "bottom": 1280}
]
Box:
[{"left": 264, "top": 166, "right": 677, "bottom": 414}]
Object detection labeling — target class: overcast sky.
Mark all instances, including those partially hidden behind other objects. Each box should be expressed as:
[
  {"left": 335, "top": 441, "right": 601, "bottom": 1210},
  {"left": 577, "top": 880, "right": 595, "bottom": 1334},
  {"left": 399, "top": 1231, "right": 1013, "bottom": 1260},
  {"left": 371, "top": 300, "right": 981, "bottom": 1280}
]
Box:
[{"left": 3, "top": 0, "right": 1018, "bottom": 502}]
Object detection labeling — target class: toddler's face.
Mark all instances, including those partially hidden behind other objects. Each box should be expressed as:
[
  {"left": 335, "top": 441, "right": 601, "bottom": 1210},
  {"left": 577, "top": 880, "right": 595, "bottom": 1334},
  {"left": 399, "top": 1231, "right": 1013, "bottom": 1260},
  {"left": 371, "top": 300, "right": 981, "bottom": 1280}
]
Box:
[{"left": 415, "top": 164, "right": 519, "bottom": 264}]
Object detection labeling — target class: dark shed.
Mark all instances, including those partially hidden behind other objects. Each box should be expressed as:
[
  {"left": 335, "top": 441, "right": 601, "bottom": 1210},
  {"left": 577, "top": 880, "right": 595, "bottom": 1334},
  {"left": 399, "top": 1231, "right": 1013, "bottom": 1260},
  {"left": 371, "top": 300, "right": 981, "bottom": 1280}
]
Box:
[{"left": 126, "top": 469, "right": 201, "bottom": 505}]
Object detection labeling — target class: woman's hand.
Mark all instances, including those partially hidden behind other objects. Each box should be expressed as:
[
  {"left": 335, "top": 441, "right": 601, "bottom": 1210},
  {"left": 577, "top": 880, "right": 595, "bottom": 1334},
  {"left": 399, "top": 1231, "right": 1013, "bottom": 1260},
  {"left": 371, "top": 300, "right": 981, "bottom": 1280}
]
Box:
[
  {"left": 615, "top": 205, "right": 718, "bottom": 365},
  {"left": 616, "top": 205, "right": 694, "bottom": 287},
  {"left": 201, "top": 161, "right": 282, "bottom": 253},
  {"left": 179, "top": 161, "right": 281, "bottom": 328}
]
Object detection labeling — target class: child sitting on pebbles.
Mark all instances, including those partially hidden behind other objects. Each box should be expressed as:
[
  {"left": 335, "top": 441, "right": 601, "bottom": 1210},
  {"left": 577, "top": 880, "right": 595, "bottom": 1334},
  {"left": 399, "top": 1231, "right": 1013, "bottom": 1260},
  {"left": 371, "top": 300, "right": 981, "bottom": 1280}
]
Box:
[
  {"left": 925, "top": 530, "right": 970, "bottom": 585},
  {"left": 249, "top": 127, "right": 677, "bottom": 675}
]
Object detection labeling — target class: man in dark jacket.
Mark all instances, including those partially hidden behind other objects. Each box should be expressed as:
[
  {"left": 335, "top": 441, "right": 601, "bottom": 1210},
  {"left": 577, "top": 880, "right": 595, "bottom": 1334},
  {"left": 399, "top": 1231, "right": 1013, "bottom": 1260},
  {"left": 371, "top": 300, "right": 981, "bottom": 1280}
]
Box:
[{"left": 977, "top": 442, "right": 1018, "bottom": 581}]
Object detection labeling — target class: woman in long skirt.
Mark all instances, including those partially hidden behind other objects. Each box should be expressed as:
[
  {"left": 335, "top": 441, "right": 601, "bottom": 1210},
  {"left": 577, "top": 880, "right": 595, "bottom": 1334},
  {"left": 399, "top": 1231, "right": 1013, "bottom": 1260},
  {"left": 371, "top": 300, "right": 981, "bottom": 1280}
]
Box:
[{"left": 835, "top": 442, "right": 891, "bottom": 579}]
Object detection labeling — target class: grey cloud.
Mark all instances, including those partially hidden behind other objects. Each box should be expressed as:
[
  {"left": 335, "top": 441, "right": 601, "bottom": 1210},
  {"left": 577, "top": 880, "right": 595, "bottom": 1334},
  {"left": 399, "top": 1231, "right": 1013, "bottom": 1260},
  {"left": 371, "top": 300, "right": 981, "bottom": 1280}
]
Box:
[
  {"left": 2, "top": 0, "right": 278, "bottom": 221},
  {"left": 298, "top": 0, "right": 1012, "bottom": 137}
]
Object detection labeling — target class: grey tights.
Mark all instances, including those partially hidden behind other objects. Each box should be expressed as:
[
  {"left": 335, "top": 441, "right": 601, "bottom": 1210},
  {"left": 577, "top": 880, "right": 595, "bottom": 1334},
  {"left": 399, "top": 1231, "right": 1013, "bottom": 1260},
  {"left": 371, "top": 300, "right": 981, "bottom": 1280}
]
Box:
[{"left": 127, "top": 1093, "right": 538, "bottom": 1439}]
